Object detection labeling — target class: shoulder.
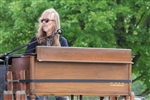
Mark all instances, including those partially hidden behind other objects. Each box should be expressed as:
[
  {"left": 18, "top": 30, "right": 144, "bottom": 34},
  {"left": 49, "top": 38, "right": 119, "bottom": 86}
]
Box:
[
  {"left": 28, "top": 36, "right": 39, "bottom": 46},
  {"left": 30, "top": 36, "right": 37, "bottom": 42},
  {"left": 60, "top": 35, "right": 67, "bottom": 41},
  {"left": 25, "top": 36, "right": 37, "bottom": 53},
  {"left": 59, "top": 36, "right": 68, "bottom": 46}
]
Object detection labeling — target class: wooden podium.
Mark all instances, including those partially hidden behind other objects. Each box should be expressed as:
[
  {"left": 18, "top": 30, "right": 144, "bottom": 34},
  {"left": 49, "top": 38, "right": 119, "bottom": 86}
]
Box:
[{"left": 5, "top": 47, "right": 134, "bottom": 100}]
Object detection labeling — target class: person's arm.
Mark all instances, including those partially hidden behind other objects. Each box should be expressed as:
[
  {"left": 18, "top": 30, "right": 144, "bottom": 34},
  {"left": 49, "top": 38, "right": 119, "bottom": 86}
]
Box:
[{"left": 25, "top": 36, "right": 38, "bottom": 53}]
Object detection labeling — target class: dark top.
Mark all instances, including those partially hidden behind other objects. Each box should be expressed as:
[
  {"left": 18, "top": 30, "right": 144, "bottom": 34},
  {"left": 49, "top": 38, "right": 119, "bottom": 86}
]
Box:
[{"left": 25, "top": 36, "right": 68, "bottom": 53}]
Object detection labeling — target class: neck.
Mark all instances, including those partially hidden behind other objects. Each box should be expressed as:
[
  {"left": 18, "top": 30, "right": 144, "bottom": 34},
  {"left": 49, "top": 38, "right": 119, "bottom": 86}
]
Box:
[{"left": 46, "top": 30, "right": 53, "bottom": 36}]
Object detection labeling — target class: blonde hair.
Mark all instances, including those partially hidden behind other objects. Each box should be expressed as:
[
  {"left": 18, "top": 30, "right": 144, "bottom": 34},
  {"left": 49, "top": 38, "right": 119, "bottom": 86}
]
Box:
[{"left": 36, "top": 8, "right": 60, "bottom": 44}]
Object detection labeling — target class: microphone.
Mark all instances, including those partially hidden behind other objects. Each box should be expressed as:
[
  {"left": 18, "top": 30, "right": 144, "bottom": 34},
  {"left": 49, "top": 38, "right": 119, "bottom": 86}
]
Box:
[
  {"left": 54, "top": 29, "right": 63, "bottom": 35},
  {"left": 46, "top": 29, "right": 63, "bottom": 39}
]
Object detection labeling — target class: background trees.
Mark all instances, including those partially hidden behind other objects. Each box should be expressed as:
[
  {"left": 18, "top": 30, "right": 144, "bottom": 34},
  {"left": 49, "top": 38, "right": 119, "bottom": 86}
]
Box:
[{"left": 0, "top": 0, "right": 150, "bottom": 99}]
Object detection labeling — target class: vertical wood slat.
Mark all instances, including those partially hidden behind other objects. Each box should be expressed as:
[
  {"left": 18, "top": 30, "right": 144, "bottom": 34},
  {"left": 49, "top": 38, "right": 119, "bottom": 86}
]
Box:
[
  {"left": 3, "top": 71, "right": 13, "bottom": 100},
  {"left": 29, "top": 57, "right": 36, "bottom": 100},
  {"left": 110, "top": 96, "right": 117, "bottom": 100},
  {"left": 15, "top": 70, "right": 26, "bottom": 100},
  {"left": 20, "top": 70, "right": 26, "bottom": 100}
]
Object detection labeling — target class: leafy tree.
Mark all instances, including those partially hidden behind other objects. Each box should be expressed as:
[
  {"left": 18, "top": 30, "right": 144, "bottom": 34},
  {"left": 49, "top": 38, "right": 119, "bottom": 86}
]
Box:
[{"left": 0, "top": 0, "right": 149, "bottom": 99}]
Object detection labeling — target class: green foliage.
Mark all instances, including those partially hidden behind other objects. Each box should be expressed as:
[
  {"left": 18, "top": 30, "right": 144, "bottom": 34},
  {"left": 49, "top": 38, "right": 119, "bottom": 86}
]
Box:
[
  {"left": 0, "top": 0, "right": 150, "bottom": 98},
  {"left": 59, "top": 1, "right": 117, "bottom": 47}
]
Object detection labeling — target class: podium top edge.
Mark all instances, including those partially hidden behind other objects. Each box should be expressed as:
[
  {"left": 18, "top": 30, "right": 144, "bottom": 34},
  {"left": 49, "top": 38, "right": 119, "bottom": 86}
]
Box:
[{"left": 36, "top": 46, "right": 131, "bottom": 51}]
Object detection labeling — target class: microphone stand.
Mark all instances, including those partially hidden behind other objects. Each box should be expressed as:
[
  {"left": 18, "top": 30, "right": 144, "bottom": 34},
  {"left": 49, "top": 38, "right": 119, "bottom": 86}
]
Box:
[
  {"left": 1, "top": 34, "right": 54, "bottom": 68},
  {"left": 0, "top": 35, "right": 51, "bottom": 58},
  {"left": 0, "top": 28, "right": 62, "bottom": 65}
]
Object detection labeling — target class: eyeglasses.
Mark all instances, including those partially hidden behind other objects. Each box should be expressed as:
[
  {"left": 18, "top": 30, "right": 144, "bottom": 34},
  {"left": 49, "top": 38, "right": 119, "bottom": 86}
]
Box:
[{"left": 41, "top": 18, "right": 55, "bottom": 23}]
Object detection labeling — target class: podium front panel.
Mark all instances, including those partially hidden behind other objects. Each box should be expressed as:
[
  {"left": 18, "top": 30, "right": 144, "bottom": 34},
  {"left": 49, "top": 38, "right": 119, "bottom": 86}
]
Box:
[{"left": 27, "top": 47, "right": 132, "bottom": 96}]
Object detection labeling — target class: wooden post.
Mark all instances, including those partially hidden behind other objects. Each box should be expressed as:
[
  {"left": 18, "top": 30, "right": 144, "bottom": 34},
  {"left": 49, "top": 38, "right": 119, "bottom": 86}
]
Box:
[
  {"left": 15, "top": 70, "right": 26, "bottom": 100},
  {"left": 131, "top": 92, "right": 135, "bottom": 100},
  {"left": 126, "top": 96, "right": 130, "bottom": 100},
  {"left": 3, "top": 71, "right": 14, "bottom": 100},
  {"left": 30, "top": 93, "right": 36, "bottom": 100},
  {"left": 110, "top": 96, "right": 117, "bottom": 100}
]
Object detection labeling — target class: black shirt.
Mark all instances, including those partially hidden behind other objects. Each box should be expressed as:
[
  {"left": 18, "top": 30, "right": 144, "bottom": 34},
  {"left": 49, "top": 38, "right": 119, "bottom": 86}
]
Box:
[{"left": 25, "top": 36, "right": 68, "bottom": 53}]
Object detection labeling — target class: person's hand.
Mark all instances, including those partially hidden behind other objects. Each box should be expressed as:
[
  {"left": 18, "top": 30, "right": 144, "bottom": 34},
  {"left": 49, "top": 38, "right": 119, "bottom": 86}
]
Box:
[{"left": 52, "top": 34, "right": 61, "bottom": 46}]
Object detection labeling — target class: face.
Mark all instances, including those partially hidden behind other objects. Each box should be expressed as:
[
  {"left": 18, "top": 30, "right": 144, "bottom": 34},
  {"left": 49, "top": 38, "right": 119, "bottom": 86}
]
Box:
[{"left": 41, "top": 13, "right": 55, "bottom": 36}]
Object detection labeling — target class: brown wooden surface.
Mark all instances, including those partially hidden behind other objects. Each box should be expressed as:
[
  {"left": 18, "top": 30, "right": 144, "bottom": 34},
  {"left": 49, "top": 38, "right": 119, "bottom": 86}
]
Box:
[
  {"left": 9, "top": 56, "right": 30, "bottom": 92},
  {"left": 27, "top": 58, "right": 131, "bottom": 96},
  {"left": 26, "top": 47, "right": 132, "bottom": 97},
  {"left": 7, "top": 47, "right": 133, "bottom": 99},
  {"left": 36, "top": 46, "right": 132, "bottom": 63}
]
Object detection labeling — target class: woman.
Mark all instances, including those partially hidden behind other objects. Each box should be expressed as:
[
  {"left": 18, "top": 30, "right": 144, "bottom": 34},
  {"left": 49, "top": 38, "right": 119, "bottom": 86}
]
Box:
[
  {"left": 25, "top": 8, "right": 68, "bottom": 53},
  {"left": 26, "top": 8, "right": 69, "bottom": 100}
]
